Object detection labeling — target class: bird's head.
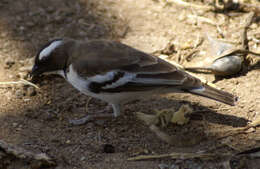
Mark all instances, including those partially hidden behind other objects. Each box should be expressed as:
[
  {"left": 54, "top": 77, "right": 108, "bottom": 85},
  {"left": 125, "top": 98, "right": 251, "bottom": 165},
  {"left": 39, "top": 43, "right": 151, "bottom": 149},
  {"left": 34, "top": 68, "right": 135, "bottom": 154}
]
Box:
[{"left": 31, "top": 39, "right": 70, "bottom": 78}]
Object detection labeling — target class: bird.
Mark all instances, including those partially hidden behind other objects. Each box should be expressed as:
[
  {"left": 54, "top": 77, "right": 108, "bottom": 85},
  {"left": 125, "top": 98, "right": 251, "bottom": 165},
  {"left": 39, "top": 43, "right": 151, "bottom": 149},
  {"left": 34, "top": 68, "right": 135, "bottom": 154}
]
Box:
[{"left": 31, "top": 38, "right": 237, "bottom": 125}]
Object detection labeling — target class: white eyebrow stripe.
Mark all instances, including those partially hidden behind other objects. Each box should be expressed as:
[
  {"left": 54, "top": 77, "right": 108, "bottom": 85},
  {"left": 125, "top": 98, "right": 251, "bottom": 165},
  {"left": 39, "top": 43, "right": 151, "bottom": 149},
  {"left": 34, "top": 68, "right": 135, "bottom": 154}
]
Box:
[{"left": 39, "top": 40, "right": 63, "bottom": 60}]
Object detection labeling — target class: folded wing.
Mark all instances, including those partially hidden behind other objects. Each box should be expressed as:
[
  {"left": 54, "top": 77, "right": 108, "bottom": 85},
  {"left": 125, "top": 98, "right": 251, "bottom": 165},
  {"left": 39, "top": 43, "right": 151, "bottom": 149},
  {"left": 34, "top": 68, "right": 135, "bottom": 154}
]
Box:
[{"left": 72, "top": 40, "right": 236, "bottom": 106}]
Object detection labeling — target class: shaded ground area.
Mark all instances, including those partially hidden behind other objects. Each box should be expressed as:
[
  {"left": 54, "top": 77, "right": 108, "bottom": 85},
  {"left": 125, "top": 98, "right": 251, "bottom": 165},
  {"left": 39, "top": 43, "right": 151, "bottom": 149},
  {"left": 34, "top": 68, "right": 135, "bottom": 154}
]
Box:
[{"left": 0, "top": 0, "right": 259, "bottom": 168}]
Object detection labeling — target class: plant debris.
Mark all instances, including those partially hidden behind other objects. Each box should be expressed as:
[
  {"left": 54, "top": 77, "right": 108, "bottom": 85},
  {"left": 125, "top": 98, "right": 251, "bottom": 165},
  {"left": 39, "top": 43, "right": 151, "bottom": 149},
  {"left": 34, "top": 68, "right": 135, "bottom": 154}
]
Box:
[
  {"left": 184, "top": 12, "right": 259, "bottom": 76},
  {"left": 0, "top": 140, "right": 56, "bottom": 168},
  {"left": 136, "top": 104, "right": 193, "bottom": 127},
  {"left": 0, "top": 79, "right": 40, "bottom": 89}
]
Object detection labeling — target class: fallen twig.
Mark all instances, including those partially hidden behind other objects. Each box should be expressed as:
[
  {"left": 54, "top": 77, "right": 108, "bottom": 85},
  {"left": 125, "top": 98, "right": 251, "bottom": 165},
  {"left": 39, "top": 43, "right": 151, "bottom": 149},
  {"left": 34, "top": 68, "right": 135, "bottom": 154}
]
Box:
[
  {"left": 85, "top": 97, "right": 93, "bottom": 113},
  {"left": 128, "top": 151, "right": 230, "bottom": 161},
  {"left": 0, "top": 140, "right": 56, "bottom": 167}
]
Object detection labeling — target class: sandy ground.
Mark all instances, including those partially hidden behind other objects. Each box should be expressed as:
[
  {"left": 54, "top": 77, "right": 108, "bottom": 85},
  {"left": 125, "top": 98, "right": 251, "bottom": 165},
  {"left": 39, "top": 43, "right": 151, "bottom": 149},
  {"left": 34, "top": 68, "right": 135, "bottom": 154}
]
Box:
[{"left": 0, "top": 0, "right": 259, "bottom": 168}]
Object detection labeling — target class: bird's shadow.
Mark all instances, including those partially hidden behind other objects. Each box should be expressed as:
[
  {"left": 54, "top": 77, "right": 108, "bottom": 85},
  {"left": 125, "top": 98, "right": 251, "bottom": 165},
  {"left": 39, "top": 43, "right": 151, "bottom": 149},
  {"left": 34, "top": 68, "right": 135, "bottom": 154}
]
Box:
[
  {"left": 32, "top": 75, "right": 249, "bottom": 128},
  {"left": 147, "top": 98, "right": 249, "bottom": 128}
]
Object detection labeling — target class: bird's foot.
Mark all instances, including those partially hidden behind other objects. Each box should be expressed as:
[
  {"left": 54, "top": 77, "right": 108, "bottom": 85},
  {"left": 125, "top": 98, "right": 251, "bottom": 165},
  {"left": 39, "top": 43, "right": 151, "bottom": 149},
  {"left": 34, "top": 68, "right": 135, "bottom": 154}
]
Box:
[
  {"left": 69, "top": 113, "right": 114, "bottom": 126},
  {"left": 69, "top": 105, "right": 113, "bottom": 126}
]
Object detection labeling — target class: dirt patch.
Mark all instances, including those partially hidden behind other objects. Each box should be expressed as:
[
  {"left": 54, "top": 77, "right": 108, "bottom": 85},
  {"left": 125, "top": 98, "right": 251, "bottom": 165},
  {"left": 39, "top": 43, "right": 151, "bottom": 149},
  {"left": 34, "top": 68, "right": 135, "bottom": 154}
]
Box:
[{"left": 0, "top": 0, "right": 259, "bottom": 168}]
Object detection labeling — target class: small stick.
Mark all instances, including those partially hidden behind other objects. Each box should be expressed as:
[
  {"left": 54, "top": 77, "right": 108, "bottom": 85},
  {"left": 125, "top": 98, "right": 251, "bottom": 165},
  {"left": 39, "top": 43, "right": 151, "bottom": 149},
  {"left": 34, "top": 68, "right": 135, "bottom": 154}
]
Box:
[
  {"left": 241, "top": 12, "right": 254, "bottom": 50},
  {"left": 85, "top": 97, "right": 92, "bottom": 113},
  {"left": 128, "top": 154, "right": 171, "bottom": 161},
  {"left": 0, "top": 140, "right": 56, "bottom": 167}
]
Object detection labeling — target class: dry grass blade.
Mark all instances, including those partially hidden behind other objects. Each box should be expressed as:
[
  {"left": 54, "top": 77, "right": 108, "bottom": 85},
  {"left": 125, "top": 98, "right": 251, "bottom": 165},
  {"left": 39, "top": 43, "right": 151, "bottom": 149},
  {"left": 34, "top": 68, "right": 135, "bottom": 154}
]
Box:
[
  {"left": 128, "top": 151, "right": 230, "bottom": 161},
  {"left": 187, "top": 15, "right": 217, "bottom": 26},
  {"left": 20, "top": 79, "right": 40, "bottom": 89},
  {"left": 0, "top": 79, "right": 40, "bottom": 89},
  {"left": 128, "top": 153, "right": 171, "bottom": 161},
  {"left": 241, "top": 12, "right": 254, "bottom": 50},
  {"left": 135, "top": 112, "right": 158, "bottom": 126},
  {"left": 85, "top": 97, "right": 93, "bottom": 113}
]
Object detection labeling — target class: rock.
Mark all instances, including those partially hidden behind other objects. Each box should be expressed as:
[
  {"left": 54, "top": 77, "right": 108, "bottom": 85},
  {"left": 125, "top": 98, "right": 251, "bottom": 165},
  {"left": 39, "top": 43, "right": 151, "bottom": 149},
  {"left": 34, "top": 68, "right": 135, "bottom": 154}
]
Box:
[
  {"left": 80, "top": 156, "right": 86, "bottom": 161},
  {"left": 27, "top": 87, "right": 36, "bottom": 96}
]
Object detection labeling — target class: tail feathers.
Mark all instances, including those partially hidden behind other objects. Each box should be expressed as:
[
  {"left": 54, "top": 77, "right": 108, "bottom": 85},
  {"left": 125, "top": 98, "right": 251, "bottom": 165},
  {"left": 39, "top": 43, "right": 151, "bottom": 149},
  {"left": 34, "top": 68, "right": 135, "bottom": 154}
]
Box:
[{"left": 188, "top": 84, "right": 237, "bottom": 106}]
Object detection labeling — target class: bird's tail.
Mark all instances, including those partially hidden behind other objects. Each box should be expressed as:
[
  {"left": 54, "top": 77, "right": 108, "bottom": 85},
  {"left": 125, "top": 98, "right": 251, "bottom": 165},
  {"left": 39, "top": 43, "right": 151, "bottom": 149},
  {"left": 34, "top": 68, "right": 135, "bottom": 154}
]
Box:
[{"left": 188, "top": 84, "right": 237, "bottom": 106}]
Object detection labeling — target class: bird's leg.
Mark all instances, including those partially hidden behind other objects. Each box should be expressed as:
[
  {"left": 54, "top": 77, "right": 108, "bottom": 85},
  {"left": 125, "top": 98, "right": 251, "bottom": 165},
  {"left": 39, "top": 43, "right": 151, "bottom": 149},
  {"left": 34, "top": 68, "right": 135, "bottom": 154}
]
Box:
[
  {"left": 69, "top": 104, "right": 119, "bottom": 126},
  {"left": 111, "top": 104, "right": 121, "bottom": 117}
]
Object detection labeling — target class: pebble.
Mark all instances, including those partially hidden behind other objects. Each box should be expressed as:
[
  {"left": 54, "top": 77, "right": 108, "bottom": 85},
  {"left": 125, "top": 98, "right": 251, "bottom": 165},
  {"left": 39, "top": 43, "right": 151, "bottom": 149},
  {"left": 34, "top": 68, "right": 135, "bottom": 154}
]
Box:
[
  {"left": 80, "top": 156, "right": 86, "bottom": 161},
  {"left": 158, "top": 164, "right": 169, "bottom": 169},
  {"left": 12, "top": 122, "right": 18, "bottom": 127},
  {"left": 4, "top": 57, "right": 15, "bottom": 69},
  {"left": 26, "top": 21, "right": 35, "bottom": 27},
  {"left": 19, "top": 26, "right": 25, "bottom": 31},
  {"left": 210, "top": 55, "right": 243, "bottom": 76},
  {"left": 103, "top": 144, "right": 115, "bottom": 153},
  {"left": 8, "top": 74, "right": 14, "bottom": 79},
  {"left": 27, "top": 86, "right": 36, "bottom": 96}
]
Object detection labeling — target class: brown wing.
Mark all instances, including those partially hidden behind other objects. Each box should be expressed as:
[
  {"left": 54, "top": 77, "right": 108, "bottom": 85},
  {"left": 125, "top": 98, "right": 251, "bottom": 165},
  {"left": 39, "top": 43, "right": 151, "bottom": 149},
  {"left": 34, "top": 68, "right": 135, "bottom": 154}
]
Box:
[
  {"left": 69, "top": 40, "right": 159, "bottom": 76},
  {"left": 68, "top": 39, "right": 202, "bottom": 88}
]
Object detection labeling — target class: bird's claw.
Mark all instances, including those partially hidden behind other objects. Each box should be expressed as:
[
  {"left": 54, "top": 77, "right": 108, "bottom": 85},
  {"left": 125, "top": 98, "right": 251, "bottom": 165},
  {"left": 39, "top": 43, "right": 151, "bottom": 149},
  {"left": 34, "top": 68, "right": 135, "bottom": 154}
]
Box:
[
  {"left": 69, "top": 113, "right": 114, "bottom": 126},
  {"left": 69, "top": 116, "right": 93, "bottom": 126}
]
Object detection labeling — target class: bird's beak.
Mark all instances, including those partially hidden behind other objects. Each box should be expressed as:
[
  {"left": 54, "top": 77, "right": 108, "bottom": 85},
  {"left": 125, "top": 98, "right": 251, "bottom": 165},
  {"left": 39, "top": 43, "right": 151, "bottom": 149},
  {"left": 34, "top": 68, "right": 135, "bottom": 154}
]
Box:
[{"left": 30, "top": 65, "right": 43, "bottom": 78}]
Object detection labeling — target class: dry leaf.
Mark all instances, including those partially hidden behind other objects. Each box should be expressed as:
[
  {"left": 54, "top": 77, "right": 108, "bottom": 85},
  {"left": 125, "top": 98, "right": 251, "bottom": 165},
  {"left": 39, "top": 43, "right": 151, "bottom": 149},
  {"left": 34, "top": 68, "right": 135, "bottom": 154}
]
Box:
[{"left": 171, "top": 104, "right": 192, "bottom": 125}]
